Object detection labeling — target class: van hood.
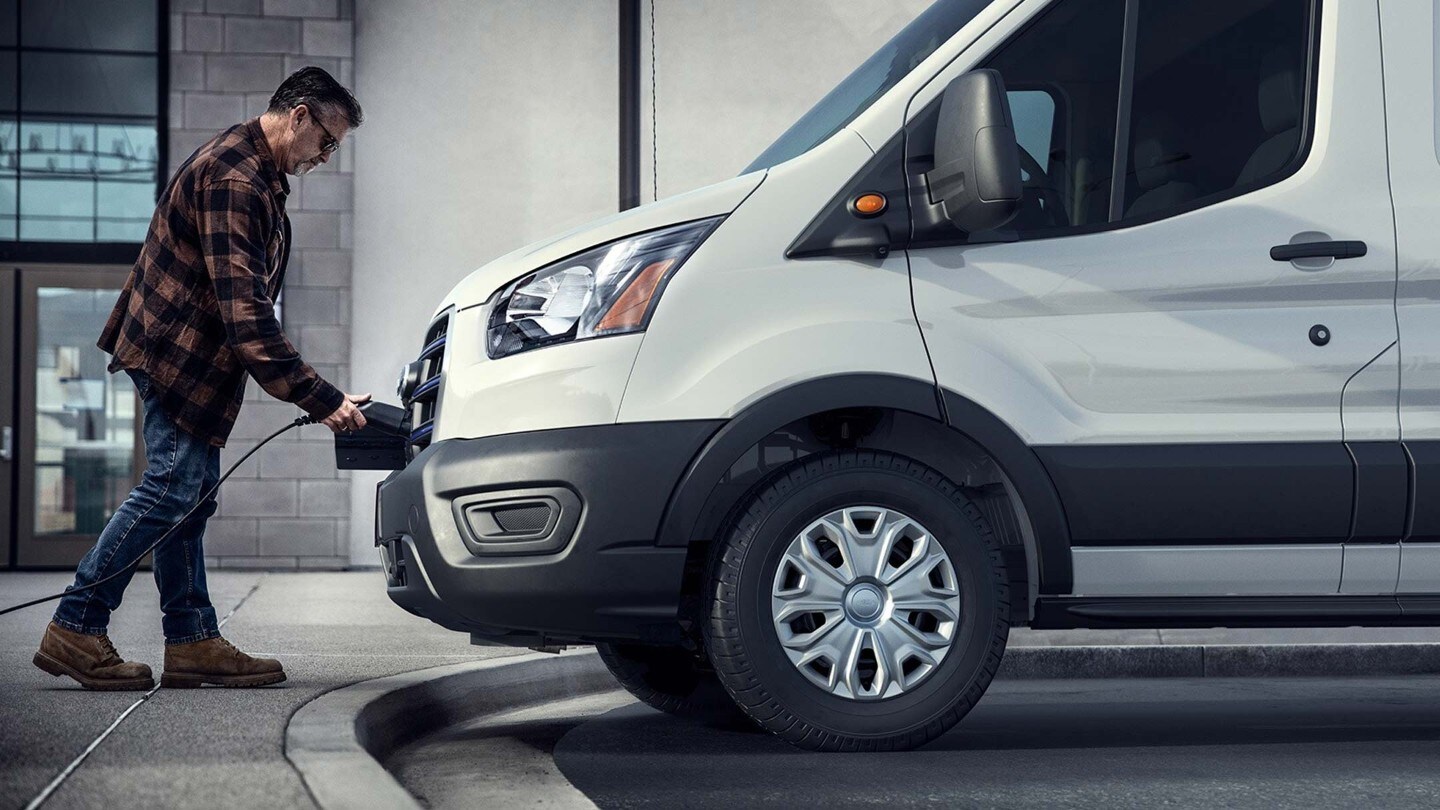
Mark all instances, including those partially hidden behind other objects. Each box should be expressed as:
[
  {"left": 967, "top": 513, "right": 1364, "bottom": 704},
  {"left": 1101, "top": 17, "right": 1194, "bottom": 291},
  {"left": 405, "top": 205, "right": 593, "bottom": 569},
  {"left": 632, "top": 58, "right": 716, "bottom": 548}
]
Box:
[{"left": 436, "top": 171, "right": 766, "bottom": 316}]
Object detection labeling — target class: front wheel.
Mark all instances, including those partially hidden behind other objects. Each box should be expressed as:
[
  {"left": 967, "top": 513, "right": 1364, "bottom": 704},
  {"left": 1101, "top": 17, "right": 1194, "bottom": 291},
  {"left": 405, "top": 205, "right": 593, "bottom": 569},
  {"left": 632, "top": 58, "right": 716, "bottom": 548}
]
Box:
[{"left": 705, "top": 451, "right": 1010, "bottom": 751}]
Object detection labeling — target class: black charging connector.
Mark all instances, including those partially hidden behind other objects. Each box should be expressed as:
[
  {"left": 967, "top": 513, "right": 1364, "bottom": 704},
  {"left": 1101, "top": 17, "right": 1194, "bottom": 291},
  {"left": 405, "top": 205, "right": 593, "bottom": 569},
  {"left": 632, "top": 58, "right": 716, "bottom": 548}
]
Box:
[
  {"left": 358, "top": 400, "right": 408, "bottom": 435},
  {"left": 335, "top": 401, "right": 410, "bottom": 470}
]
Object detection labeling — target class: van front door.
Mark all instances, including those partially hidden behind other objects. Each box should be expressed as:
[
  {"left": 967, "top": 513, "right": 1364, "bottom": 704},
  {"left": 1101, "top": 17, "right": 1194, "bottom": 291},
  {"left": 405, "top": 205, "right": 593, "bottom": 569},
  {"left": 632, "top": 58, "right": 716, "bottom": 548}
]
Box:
[{"left": 907, "top": 0, "right": 1399, "bottom": 595}]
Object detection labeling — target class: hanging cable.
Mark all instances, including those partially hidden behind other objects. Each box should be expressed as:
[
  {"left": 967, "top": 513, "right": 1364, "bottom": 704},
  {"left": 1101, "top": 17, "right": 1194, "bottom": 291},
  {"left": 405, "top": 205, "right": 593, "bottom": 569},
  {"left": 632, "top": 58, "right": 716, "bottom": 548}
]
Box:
[
  {"left": 650, "top": 0, "right": 659, "bottom": 203},
  {"left": 0, "top": 415, "right": 314, "bottom": 618}
]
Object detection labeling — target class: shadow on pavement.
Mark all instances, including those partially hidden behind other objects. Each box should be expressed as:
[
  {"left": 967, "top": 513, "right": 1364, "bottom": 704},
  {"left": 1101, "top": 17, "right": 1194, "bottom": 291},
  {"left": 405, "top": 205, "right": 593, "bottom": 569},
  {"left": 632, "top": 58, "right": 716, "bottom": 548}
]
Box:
[{"left": 552, "top": 677, "right": 1440, "bottom": 809}]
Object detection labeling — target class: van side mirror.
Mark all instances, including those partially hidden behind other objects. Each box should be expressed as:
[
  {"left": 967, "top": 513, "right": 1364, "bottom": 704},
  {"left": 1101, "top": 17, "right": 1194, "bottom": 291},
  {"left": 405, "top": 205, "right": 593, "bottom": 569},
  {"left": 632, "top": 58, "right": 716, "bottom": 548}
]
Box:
[{"left": 924, "top": 69, "right": 1022, "bottom": 233}]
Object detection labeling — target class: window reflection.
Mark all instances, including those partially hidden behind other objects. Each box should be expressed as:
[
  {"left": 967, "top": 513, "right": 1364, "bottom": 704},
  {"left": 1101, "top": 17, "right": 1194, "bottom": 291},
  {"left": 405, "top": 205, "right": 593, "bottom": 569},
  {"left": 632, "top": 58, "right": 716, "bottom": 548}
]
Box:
[
  {"left": 16, "top": 120, "right": 156, "bottom": 241},
  {"left": 20, "top": 52, "right": 158, "bottom": 116},
  {"left": 0, "top": 0, "right": 161, "bottom": 244},
  {"left": 34, "top": 287, "right": 137, "bottom": 536},
  {"left": 21, "top": 0, "right": 158, "bottom": 53},
  {"left": 0, "top": 118, "right": 14, "bottom": 240}
]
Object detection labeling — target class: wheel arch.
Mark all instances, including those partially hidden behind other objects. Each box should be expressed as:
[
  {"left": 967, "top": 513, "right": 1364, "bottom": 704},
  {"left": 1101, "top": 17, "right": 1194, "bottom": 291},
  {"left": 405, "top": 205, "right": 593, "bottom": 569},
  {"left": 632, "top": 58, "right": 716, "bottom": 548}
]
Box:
[
  {"left": 938, "top": 388, "right": 1074, "bottom": 596},
  {"left": 655, "top": 374, "right": 1074, "bottom": 624}
]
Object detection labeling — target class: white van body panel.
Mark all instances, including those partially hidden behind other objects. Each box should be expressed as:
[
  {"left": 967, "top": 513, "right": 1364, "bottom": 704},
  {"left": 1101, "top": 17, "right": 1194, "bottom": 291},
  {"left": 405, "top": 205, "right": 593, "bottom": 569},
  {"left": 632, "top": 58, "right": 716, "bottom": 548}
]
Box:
[
  {"left": 428, "top": 173, "right": 765, "bottom": 442},
  {"left": 1385, "top": 0, "right": 1440, "bottom": 442},
  {"left": 1341, "top": 342, "right": 1401, "bottom": 443},
  {"left": 910, "top": 0, "right": 1398, "bottom": 446},
  {"left": 435, "top": 307, "right": 643, "bottom": 441},
  {"left": 618, "top": 130, "right": 936, "bottom": 423},
  {"left": 1378, "top": 0, "right": 1440, "bottom": 591}
]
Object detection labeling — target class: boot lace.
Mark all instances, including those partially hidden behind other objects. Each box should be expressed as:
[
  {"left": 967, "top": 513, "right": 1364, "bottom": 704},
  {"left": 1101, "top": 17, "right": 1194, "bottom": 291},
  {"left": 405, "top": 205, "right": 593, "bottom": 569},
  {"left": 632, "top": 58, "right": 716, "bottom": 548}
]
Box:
[
  {"left": 215, "top": 637, "right": 246, "bottom": 660},
  {"left": 96, "top": 635, "right": 123, "bottom": 667}
]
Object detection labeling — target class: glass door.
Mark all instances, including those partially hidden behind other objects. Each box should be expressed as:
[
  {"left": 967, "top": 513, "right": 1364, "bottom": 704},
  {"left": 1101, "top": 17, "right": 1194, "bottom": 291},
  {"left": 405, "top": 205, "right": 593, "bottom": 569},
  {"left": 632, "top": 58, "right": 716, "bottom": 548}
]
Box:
[
  {"left": 1, "top": 268, "right": 13, "bottom": 568},
  {"left": 15, "top": 266, "right": 142, "bottom": 567}
]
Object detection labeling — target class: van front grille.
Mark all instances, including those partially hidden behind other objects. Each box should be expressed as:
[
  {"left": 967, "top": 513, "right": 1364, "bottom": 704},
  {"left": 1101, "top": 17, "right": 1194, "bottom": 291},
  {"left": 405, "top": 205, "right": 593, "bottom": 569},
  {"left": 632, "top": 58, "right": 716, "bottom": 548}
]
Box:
[{"left": 406, "top": 313, "right": 450, "bottom": 451}]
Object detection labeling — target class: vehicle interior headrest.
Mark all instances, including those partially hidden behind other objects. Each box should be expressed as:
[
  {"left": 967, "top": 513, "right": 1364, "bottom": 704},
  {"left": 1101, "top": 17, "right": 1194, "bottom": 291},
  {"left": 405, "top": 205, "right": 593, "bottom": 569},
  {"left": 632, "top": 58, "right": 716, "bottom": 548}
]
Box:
[
  {"left": 1132, "top": 120, "right": 1189, "bottom": 191},
  {"left": 1258, "top": 48, "right": 1302, "bottom": 135}
]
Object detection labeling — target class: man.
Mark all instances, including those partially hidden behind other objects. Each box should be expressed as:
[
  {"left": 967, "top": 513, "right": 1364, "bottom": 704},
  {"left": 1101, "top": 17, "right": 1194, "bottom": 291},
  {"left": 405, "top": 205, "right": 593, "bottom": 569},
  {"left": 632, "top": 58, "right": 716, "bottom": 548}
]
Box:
[{"left": 32, "top": 67, "right": 370, "bottom": 691}]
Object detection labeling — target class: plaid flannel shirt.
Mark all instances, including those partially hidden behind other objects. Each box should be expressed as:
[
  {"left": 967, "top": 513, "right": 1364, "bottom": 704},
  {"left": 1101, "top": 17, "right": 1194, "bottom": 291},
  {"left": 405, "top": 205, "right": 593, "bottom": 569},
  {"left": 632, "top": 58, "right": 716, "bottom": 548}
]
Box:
[{"left": 98, "top": 118, "right": 343, "bottom": 447}]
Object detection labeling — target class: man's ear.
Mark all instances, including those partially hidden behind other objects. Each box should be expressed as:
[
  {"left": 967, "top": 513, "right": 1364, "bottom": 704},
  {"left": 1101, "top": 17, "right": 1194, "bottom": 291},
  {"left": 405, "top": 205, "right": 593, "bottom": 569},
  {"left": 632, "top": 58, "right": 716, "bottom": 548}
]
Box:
[{"left": 289, "top": 104, "right": 309, "bottom": 131}]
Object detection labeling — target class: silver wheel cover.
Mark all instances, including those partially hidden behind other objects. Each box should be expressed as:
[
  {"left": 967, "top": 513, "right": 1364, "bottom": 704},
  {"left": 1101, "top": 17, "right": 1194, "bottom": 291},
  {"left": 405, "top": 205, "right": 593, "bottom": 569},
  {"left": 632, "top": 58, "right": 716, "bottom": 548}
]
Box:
[{"left": 770, "top": 506, "right": 962, "bottom": 701}]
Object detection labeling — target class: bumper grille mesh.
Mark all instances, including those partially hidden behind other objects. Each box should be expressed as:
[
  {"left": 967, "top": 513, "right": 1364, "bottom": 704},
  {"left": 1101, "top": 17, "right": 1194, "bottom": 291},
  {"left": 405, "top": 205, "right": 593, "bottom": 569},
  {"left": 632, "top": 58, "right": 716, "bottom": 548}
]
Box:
[{"left": 492, "top": 504, "right": 552, "bottom": 534}]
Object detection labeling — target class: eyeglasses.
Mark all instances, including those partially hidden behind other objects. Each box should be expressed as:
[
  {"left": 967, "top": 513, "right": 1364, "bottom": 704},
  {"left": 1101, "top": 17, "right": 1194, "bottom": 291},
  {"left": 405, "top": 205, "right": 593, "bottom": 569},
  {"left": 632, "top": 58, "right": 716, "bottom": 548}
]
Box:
[{"left": 312, "top": 114, "right": 340, "bottom": 156}]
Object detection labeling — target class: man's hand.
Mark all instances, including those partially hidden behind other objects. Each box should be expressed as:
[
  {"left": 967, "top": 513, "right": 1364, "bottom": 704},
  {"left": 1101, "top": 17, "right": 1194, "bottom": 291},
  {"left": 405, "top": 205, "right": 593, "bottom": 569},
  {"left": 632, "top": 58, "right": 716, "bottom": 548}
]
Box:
[{"left": 321, "top": 392, "right": 372, "bottom": 434}]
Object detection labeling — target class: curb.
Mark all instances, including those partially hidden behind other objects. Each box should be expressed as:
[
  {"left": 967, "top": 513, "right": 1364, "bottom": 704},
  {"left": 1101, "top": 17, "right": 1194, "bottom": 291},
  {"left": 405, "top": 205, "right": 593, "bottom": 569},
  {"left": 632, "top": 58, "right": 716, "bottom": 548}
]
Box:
[
  {"left": 284, "top": 649, "right": 615, "bottom": 810},
  {"left": 999, "top": 642, "right": 1440, "bottom": 679},
  {"left": 284, "top": 642, "right": 1440, "bottom": 808}
]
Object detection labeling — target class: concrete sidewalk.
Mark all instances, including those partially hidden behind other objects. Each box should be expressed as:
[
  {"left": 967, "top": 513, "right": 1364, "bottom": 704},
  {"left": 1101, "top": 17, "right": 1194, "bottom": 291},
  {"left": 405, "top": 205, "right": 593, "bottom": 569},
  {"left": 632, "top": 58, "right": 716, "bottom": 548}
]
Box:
[
  {"left": 0, "top": 571, "right": 519, "bottom": 809},
  {"left": 4, "top": 571, "right": 1440, "bottom": 809}
]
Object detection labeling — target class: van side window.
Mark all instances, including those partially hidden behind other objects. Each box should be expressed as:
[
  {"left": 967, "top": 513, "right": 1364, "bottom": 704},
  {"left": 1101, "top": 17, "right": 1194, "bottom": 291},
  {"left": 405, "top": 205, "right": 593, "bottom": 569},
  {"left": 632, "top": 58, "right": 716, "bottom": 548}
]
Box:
[
  {"left": 982, "top": 0, "right": 1126, "bottom": 236},
  {"left": 908, "top": 0, "right": 1315, "bottom": 247},
  {"left": 1123, "top": 0, "right": 1311, "bottom": 221},
  {"left": 1010, "top": 90, "right": 1058, "bottom": 185}
]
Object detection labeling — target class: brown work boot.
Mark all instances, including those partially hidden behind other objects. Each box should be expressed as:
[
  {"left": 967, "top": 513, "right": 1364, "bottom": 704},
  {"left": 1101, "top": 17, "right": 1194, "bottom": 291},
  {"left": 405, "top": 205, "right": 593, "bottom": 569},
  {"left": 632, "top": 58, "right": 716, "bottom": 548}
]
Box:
[
  {"left": 33, "top": 621, "right": 155, "bottom": 691},
  {"left": 161, "top": 636, "right": 286, "bottom": 688}
]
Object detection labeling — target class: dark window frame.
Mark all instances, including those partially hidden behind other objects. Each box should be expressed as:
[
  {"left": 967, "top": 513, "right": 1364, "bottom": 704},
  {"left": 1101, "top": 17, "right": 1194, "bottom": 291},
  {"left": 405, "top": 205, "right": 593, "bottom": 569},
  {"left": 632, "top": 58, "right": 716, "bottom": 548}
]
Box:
[
  {"left": 908, "top": 0, "right": 1322, "bottom": 250},
  {"left": 0, "top": 0, "right": 168, "bottom": 264}
]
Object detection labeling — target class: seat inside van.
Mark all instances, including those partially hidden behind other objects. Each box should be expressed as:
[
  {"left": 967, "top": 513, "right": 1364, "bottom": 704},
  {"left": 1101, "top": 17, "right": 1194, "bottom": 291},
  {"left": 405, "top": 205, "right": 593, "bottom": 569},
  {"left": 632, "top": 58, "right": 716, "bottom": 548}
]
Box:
[
  {"left": 1236, "top": 48, "right": 1303, "bottom": 186},
  {"left": 1125, "top": 120, "right": 1198, "bottom": 218}
]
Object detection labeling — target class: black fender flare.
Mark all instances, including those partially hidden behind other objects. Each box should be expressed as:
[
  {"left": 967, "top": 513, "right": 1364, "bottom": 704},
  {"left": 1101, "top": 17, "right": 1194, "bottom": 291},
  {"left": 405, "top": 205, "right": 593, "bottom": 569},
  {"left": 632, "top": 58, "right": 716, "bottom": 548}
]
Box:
[
  {"left": 654, "top": 374, "right": 1073, "bottom": 595},
  {"left": 940, "top": 389, "right": 1073, "bottom": 595}
]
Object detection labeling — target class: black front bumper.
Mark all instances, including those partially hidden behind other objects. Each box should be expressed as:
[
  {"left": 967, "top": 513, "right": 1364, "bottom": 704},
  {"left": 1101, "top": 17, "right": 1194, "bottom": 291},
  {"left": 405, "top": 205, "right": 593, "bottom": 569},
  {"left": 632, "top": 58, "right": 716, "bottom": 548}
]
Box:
[{"left": 376, "top": 420, "right": 722, "bottom": 646}]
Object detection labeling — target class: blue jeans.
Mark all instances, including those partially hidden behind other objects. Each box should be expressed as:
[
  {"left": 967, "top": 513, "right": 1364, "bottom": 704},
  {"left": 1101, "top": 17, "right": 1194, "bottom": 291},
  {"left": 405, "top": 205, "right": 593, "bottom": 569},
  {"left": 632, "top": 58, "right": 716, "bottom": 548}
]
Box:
[{"left": 53, "top": 369, "right": 221, "bottom": 644}]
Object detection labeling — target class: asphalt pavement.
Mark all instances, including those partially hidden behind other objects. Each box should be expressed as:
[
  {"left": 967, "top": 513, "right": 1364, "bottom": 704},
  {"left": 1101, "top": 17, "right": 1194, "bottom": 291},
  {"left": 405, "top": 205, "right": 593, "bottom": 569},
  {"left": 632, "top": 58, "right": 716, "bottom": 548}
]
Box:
[
  {"left": 0, "top": 570, "right": 517, "bottom": 809},
  {"left": 542, "top": 676, "right": 1440, "bottom": 808}
]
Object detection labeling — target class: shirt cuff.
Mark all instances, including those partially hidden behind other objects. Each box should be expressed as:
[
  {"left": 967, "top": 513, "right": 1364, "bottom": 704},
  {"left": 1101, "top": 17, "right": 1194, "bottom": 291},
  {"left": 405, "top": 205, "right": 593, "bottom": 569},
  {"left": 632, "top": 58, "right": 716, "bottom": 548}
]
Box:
[{"left": 297, "top": 377, "right": 346, "bottom": 421}]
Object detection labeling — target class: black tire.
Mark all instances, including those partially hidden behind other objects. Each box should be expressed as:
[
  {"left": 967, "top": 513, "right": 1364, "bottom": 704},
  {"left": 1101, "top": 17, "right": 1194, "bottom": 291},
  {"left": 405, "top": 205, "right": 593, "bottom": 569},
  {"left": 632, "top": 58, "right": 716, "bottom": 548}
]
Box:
[
  {"left": 705, "top": 450, "right": 1010, "bottom": 752},
  {"left": 596, "top": 642, "right": 748, "bottom": 725}
]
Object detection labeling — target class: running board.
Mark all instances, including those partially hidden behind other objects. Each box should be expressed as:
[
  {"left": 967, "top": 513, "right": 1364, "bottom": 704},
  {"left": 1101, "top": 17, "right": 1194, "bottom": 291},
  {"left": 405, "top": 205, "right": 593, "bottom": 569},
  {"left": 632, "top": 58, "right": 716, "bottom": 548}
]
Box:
[{"left": 1032, "top": 595, "right": 1440, "bottom": 629}]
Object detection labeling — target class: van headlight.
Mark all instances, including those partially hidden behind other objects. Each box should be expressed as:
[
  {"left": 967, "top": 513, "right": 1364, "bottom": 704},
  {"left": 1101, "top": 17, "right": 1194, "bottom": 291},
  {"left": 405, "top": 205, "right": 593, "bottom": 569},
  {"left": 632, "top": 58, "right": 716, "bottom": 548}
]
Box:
[{"left": 485, "top": 217, "right": 721, "bottom": 359}]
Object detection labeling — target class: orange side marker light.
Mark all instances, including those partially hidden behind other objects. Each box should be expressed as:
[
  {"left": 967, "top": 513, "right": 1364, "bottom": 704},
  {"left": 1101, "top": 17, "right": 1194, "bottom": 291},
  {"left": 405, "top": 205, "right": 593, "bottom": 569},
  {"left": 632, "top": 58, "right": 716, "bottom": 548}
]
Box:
[{"left": 853, "top": 192, "right": 887, "bottom": 217}]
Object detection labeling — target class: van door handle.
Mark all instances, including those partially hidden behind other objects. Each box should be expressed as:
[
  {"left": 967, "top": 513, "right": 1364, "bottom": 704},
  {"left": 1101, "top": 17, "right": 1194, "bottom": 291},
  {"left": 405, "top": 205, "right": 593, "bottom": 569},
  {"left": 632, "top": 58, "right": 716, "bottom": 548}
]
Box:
[
  {"left": 0, "top": 426, "right": 11, "bottom": 461},
  {"left": 1270, "top": 240, "right": 1367, "bottom": 262}
]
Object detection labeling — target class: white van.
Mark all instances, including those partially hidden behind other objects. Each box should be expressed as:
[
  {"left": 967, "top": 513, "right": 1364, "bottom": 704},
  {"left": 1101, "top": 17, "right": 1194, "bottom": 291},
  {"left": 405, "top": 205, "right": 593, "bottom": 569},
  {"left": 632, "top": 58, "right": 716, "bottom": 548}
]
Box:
[{"left": 374, "top": 0, "right": 1440, "bottom": 751}]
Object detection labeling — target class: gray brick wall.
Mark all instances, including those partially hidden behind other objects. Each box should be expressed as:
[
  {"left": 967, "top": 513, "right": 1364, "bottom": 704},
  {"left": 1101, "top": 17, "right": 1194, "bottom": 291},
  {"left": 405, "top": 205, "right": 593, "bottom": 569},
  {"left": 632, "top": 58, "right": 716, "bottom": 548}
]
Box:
[{"left": 170, "top": 0, "right": 357, "bottom": 570}]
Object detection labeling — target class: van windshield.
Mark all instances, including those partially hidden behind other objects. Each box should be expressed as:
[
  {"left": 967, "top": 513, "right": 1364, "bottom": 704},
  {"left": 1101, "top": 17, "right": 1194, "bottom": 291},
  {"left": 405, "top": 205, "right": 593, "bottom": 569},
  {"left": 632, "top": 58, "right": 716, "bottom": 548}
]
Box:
[{"left": 742, "top": 0, "right": 994, "bottom": 173}]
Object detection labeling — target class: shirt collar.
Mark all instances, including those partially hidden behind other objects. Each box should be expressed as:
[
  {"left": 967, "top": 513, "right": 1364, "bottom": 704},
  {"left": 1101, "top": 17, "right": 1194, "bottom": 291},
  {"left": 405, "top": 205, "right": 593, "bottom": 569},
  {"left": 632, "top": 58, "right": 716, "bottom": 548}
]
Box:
[{"left": 245, "top": 117, "right": 291, "bottom": 199}]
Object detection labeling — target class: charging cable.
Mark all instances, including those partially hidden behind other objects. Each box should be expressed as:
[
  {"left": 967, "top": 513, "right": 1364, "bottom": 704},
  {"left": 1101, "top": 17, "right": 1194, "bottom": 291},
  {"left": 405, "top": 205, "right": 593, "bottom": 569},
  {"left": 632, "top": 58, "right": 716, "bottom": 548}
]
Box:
[{"left": 0, "top": 415, "right": 316, "bottom": 618}]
